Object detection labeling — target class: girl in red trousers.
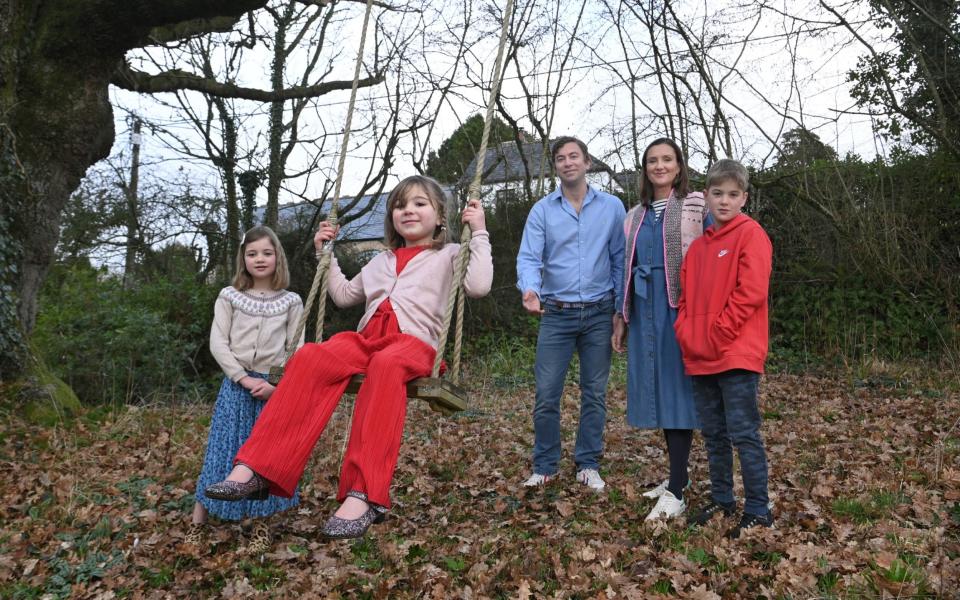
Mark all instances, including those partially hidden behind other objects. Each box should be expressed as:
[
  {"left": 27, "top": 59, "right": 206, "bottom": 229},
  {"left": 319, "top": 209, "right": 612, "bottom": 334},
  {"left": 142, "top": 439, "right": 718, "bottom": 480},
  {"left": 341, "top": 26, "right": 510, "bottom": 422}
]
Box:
[{"left": 206, "top": 175, "right": 492, "bottom": 539}]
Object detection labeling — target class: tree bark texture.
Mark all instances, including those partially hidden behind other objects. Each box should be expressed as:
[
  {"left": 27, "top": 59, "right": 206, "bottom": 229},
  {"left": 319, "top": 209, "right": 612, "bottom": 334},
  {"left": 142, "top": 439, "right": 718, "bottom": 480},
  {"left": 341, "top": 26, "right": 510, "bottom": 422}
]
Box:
[{"left": 0, "top": 0, "right": 268, "bottom": 371}]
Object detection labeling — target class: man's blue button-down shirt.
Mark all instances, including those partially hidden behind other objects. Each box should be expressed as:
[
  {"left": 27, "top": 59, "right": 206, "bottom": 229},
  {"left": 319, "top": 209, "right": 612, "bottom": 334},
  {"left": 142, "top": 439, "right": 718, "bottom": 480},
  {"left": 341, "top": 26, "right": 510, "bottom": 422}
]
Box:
[{"left": 516, "top": 185, "right": 626, "bottom": 304}]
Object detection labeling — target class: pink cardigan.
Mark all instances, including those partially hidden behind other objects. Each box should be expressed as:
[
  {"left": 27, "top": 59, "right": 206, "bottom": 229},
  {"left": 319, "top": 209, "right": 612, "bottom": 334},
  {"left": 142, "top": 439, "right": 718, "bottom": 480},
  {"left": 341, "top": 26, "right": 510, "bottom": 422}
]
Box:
[{"left": 327, "top": 231, "right": 493, "bottom": 349}]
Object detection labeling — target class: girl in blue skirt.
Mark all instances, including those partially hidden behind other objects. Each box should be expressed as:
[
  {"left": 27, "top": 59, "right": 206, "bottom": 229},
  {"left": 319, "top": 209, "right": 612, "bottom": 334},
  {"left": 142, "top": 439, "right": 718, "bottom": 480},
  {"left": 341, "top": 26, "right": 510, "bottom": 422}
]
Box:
[{"left": 187, "top": 226, "right": 303, "bottom": 552}]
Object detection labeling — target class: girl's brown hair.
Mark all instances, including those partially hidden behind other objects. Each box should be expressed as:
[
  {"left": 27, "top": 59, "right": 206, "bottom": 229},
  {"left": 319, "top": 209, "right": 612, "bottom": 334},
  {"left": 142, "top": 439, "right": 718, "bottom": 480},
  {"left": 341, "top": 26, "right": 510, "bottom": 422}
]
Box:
[
  {"left": 639, "top": 137, "right": 690, "bottom": 205},
  {"left": 232, "top": 225, "right": 290, "bottom": 291},
  {"left": 383, "top": 175, "right": 449, "bottom": 250}
]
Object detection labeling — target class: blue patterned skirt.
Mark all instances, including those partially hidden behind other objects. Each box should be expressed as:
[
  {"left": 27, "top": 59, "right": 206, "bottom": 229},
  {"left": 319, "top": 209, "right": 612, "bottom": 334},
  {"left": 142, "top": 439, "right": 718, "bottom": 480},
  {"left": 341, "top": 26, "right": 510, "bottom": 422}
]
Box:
[{"left": 195, "top": 373, "right": 300, "bottom": 520}]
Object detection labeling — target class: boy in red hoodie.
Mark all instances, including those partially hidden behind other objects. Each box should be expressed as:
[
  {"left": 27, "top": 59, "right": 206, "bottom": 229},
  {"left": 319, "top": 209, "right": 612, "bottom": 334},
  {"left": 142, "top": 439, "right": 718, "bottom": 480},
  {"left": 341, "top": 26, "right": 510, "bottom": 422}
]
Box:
[{"left": 674, "top": 159, "right": 773, "bottom": 538}]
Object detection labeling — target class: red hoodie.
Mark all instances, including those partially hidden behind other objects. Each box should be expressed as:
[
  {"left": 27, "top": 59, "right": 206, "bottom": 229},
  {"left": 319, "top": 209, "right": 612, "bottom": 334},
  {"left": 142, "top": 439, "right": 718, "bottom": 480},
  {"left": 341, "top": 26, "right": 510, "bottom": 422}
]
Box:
[{"left": 674, "top": 213, "right": 772, "bottom": 375}]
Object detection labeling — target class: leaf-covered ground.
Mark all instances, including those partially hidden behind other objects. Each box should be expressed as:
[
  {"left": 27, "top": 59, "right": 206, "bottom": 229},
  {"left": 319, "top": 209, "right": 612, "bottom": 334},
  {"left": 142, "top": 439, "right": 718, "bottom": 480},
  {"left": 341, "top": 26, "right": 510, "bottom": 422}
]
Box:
[{"left": 1, "top": 370, "right": 959, "bottom": 598}]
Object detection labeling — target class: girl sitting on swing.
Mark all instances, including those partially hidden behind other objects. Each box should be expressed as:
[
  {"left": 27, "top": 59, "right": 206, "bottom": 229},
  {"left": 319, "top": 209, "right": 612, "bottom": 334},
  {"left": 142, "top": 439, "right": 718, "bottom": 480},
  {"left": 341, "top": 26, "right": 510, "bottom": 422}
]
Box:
[{"left": 206, "top": 175, "right": 492, "bottom": 539}]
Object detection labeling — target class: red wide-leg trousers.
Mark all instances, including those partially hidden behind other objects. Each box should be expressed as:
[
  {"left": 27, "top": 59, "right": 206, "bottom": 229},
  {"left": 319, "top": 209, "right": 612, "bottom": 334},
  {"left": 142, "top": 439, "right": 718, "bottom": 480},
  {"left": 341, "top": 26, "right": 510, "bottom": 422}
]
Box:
[{"left": 235, "top": 331, "right": 435, "bottom": 508}]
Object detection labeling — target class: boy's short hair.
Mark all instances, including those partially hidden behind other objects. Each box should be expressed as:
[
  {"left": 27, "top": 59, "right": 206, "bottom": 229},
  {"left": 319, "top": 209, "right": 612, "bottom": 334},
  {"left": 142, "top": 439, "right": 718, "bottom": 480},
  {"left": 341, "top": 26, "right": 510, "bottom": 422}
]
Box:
[
  {"left": 550, "top": 136, "right": 590, "bottom": 163},
  {"left": 705, "top": 159, "right": 749, "bottom": 191}
]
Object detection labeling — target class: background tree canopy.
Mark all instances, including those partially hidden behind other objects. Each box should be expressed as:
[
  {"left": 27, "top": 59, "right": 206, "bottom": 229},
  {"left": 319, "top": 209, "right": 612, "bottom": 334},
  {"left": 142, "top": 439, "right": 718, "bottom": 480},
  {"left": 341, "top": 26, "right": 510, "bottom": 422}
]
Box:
[
  {"left": 425, "top": 114, "right": 514, "bottom": 184},
  {"left": 2, "top": 0, "right": 959, "bottom": 404}
]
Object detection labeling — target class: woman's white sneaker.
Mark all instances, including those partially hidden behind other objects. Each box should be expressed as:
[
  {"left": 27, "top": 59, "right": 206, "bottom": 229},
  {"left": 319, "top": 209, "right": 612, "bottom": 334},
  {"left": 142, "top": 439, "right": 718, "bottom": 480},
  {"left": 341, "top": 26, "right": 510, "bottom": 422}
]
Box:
[
  {"left": 645, "top": 490, "right": 686, "bottom": 520},
  {"left": 642, "top": 479, "right": 670, "bottom": 498}
]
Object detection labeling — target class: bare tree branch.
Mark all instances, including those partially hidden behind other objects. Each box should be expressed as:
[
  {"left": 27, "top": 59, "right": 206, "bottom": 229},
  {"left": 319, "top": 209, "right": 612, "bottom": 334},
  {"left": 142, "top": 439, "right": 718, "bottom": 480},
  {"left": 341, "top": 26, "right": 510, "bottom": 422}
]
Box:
[{"left": 111, "top": 62, "right": 385, "bottom": 101}]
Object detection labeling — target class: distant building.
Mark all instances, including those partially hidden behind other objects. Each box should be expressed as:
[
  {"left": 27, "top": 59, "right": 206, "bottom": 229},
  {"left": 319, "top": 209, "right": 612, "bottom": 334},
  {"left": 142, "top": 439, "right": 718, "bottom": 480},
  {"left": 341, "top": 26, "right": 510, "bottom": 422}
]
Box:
[
  {"left": 265, "top": 185, "right": 457, "bottom": 261},
  {"left": 458, "top": 138, "right": 624, "bottom": 210}
]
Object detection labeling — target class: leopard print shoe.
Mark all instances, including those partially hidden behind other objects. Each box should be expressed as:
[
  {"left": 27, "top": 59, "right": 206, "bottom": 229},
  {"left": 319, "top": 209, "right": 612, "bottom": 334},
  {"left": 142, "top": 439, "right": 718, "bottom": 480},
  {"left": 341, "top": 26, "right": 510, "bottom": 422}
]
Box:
[{"left": 242, "top": 521, "right": 271, "bottom": 555}]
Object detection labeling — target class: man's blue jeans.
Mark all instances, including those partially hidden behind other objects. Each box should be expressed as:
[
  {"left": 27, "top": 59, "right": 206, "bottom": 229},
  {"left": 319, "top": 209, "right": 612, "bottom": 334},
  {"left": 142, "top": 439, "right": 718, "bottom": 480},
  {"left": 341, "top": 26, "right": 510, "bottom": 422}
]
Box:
[
  {"left": 532, "top": 299, "right": 614, "bottom": 475},
  {"left": 692, "top": 369, "right": 770, "bottom": 516}
]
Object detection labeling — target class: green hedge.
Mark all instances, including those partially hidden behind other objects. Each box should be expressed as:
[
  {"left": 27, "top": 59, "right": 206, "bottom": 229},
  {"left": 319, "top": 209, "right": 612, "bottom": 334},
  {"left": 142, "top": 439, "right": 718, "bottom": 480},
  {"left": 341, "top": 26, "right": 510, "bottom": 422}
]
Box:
[{"left": 32, "top": 262, "right": 218, "bottom": 404}]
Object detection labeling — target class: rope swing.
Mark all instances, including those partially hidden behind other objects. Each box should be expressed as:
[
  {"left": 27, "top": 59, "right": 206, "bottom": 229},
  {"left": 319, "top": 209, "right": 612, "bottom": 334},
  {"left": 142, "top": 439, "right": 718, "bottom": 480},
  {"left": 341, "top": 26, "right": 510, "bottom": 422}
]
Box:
[{"left": 273, "top": 0, "right": 516, "bottom": 415}]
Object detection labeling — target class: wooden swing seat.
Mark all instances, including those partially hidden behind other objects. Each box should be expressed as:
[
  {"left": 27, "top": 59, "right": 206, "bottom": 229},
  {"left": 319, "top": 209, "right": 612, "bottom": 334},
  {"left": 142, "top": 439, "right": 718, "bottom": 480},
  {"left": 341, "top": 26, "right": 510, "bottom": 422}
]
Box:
[{"left": 344, "top": 374, "right": 467, "bottom": 415}]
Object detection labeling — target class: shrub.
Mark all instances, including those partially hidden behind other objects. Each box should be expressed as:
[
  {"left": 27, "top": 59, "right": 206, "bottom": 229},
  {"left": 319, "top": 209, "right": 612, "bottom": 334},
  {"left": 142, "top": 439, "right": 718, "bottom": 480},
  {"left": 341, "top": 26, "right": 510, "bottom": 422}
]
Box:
[{"left": 32, "top": 262, "right": 214, "bottom": 404}]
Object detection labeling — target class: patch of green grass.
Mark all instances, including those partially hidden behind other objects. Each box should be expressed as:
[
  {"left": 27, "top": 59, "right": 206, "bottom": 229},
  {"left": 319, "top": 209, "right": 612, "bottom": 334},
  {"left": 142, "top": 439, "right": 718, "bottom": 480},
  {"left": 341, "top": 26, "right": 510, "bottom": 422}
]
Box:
[
  {"left": 81, "top": 404, "right": 122, "bottom": 427},
  {"left": 665, "top": 528, "right": 691, "bottom": 553},
  {"left": 753, "top": 550, "right": 784, "bottom": 568},
  {"left": 607, "top": 487, "right": 623, "bottom": 504},
  {"left": 117, "top": 476, "right": 154, "bottom": 511},
  {"left": 687, "top": 546, "right": 714, "bottom": 567},
  {"left": 870, "top": 488, "right": 907, "bottom": 512},
  {"left": 880, "top": 557, "right": 925, "bottom": 585},
  {"left": 141, "top": 565, "right": 174, "bottom": 588},
  {"left": 831, "top": 488, "right": 909, "bottom": 524},
  {"left": 241, "top": 561, "right": 287, "bottom": 591},
  {"left": 831, "top": 497, "right": 871, "bottom": 523},
  {"left": 405, "top": 543, "right": 428, "bottom": 563},
  {"left": 27, "top": 494, "right": 54, "bottom": 521},
  {"left": 0, "top": 583, "right": 43, "bottom": 600},
  {"left": 817, "top": 570, "right": 840, "bottom": 595},
  {"left": 44, "top": 548, "right": 123, "bottom": 597},
  {"left": 651, "top": 578, "right": 675, "bottom": 594},
  {"left": 443, "top": 556, "right": 466, "bottom": 573},
  {"left": 350, "top": 537, "right": 383, "bottom": 570},
  {"left": 159, "top": 489, "right": 195, "bottom": 513},
  {"left": 428, "top": 463, "right": 455, "bottom": 482},
  {"left": 849, "top": 558, "right": 935, "bottom": 599}
]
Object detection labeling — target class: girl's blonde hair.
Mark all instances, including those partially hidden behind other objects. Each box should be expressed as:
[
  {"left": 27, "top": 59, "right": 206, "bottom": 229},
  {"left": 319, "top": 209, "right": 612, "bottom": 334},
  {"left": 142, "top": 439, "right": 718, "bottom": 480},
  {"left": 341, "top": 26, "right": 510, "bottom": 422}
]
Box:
[
  {"left": 232, "top": 225, "right": 290, "bottom": 290},
  {"left": 383, "top": 175, "right": 449, "bottom": 250}
]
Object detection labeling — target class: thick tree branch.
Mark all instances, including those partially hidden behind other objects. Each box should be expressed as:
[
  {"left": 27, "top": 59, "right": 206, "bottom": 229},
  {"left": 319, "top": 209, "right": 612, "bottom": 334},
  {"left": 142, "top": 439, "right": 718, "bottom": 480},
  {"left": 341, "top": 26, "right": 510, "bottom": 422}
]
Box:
[
  {"left": 111, "top": 62, "right": 385, "bottom": 101},
  {"left": 148, "top": 16, "right": 241, "bottom": 44}
]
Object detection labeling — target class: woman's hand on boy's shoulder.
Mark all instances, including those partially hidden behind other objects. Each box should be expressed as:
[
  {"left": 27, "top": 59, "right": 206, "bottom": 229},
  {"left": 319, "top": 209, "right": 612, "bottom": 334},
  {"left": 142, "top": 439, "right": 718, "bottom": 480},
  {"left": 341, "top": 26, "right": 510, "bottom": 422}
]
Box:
[
  {"left": 313, "top": 221, "right": 339, "bottom": 252},
  {"left": 461, "top": 198, "right": 486, "bottom": 232}
]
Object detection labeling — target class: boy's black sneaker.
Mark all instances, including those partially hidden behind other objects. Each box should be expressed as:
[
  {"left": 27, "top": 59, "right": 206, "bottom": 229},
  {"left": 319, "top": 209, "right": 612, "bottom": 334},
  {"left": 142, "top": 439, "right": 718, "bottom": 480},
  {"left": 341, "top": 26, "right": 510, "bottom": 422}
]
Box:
[
  {"left": 687, "top": 499, "right": 736, "bottom": 526},
  {"left": 726, "top": 511, "right": 774, "bottom": 539}
]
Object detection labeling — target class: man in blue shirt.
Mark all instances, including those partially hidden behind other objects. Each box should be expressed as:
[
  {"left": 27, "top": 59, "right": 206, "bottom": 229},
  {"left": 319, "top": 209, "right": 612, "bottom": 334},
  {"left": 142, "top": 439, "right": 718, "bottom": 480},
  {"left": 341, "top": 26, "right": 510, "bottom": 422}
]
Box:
[{"left": 517, "top": 136, "right": 626, "bottom": 491}]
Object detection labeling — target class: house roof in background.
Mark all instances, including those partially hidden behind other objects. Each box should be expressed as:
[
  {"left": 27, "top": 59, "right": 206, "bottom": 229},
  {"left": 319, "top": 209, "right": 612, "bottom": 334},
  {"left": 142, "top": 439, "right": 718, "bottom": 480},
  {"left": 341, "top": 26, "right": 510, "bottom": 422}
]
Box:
[
  {"left": 263, "top": 185, "right": 454, "bottom": 242},
  {"left": 459, "top": 139, "right": 614, "bottom": 186}
]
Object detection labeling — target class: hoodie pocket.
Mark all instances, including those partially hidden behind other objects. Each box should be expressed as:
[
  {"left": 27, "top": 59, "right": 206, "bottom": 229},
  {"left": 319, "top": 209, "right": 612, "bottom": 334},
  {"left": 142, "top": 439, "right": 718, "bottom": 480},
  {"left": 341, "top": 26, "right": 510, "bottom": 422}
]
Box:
[{"left": 682, "top": 312, "right": 724, "bottom": 362}]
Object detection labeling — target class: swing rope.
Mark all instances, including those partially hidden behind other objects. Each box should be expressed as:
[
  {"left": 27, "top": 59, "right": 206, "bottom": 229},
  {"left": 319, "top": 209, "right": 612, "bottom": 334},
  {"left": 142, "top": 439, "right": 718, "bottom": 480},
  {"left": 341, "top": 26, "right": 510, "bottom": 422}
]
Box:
[
  {"left": 285, "top": 0, "right": 376, "bottom": 361},
  {"left": 433, "top": 0, "right": 515, "bottom": 382},
  {"left": 280, "top": 0, "right": 515, "bottom": 397}
]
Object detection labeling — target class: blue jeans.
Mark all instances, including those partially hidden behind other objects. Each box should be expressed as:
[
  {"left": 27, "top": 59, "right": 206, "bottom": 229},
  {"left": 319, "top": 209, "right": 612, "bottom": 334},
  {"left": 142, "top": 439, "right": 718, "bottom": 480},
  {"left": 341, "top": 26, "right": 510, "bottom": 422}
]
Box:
[
  {"left": 692, "top": 370, "right": 770, "bottom": 515},
  {"left": 532, "top": 299, "right": 614, "bottom": 475}
]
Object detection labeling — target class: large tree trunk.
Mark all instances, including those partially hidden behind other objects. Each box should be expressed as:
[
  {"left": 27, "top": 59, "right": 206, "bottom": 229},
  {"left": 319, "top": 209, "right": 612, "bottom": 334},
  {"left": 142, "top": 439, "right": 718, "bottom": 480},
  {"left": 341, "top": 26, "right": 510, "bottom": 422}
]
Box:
[{"left": 0, "top": 0, "right": 266, "bottom": 373}]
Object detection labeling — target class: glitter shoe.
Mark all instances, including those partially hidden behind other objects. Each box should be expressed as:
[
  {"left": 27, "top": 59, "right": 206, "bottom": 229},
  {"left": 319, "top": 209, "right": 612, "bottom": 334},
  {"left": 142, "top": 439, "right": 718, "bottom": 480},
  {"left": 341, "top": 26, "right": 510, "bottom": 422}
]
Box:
[{"left": 203, "top": 463, "right": 270, "bottom": 501}]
